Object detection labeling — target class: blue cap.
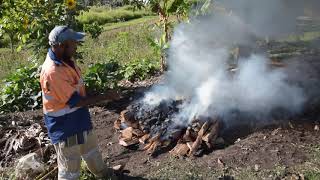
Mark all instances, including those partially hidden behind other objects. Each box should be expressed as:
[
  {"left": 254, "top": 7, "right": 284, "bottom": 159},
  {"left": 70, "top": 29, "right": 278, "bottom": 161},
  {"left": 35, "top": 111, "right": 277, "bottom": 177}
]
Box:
[{"left": 48, "top": 25, "right": 85, "bottom": 46}]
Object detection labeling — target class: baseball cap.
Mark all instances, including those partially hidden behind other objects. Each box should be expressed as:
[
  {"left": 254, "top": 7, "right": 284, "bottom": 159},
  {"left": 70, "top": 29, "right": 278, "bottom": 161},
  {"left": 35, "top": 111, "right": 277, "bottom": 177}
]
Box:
[{"left": 48, "top": 25, "right": 85, "bottom": 46}]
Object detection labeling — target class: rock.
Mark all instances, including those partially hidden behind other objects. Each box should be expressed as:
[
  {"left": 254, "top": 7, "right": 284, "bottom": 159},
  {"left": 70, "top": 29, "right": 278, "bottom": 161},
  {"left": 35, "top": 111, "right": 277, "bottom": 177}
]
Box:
[
  {"left": 217, "top": 158, "right": 225, "bottom": 167},
  {"left": 15, "top": 153, "right": 45, "bottom": 179},
  {"left": 254, "top": 164, "right": 260, "bottom": 172}
]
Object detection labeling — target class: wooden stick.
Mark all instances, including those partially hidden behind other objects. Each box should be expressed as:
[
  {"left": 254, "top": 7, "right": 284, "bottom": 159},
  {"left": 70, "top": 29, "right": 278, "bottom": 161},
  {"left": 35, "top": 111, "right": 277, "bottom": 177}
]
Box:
[{"left": 36, "top": 166, "right": 58, "bottom": 180}]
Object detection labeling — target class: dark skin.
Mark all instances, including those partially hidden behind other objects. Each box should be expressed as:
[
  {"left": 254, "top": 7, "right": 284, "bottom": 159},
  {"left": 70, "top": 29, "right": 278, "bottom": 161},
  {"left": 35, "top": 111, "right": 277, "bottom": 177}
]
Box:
[{"left": 51, "top": 40, "right": 120, "bottom": 107}]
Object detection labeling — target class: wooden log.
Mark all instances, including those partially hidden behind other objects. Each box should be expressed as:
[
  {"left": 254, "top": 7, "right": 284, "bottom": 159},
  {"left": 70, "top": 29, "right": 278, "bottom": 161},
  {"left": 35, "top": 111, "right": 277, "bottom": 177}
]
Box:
[
  {"left": 120, "top": 110, "right": 135, "bottom": 123},
  {"left": 119, "top": 137, "right": 139, "bottom": 147},
  {"left": 189, "top": 121, "right": 210, "bottom": 156},
  {"left": 121, "top": 127, "right": 134, "bottom": 140},
  {"left": 142, "top": 133, "right": 160, "bottom": 150},
  {"left": 139, "top": 134, "right": 150, "bottom": 144},
  {"left": 202, "top": 120, "right": 220, "bottom": 146},
  {"left": 169, "top": 143, "right": 190, "bottom": 157},
  {"left": 147, "top": 140, "right": 161, "bottom": 154},
  {"left": 114, "top": 119, "right": 121, "bottom": 130},
  {"left": 121, "top": 121, "right": 139, "bottom": 129},
  {"left": 186, "top": 142, "right": 193, "bottom": 150},
  {"left": 142, "top": 141, "right": 153, "bottom": 151},
  {"left": 198, "top": 121, "right": 210, "bottom": 137},
  {"left": 202, "top": 121, "right": 220, "bottom": 143},
  {"left": 132, "top": 129, "right": 144, "bottom": 137}
]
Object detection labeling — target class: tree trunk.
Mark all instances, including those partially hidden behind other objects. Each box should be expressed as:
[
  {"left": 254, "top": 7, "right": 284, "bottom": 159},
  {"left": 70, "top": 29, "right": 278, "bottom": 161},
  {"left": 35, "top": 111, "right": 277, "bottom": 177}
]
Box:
[
  {"left": 160, "top": 55, "right": 167, "bottom": 72},
  {"left": 9, "top": 33, "right": 14, "bottom": 53}
]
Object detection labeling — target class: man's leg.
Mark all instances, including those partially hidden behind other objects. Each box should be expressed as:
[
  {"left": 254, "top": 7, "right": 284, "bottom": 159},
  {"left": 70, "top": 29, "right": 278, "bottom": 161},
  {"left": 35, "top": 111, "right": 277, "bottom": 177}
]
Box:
[
  {"left": 80, "top": 131, "right": 114, "bottom": 178},
  {"left": 54, "top": 142, "right": 81, "bottom": 180}
]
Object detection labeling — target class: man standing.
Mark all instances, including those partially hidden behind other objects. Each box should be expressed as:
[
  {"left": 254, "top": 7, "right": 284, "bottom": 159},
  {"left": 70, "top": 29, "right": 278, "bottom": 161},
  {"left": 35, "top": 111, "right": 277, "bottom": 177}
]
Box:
[{"left": 40, "top": 25, "right": 118, "bottom": 180}]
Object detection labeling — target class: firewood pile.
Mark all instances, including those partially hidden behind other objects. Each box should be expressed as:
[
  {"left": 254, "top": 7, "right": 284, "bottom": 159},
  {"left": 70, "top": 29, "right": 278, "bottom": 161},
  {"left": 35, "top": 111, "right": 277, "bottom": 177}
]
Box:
[{"left": 114, "top": 101, "right": 221, "bottom": 157}]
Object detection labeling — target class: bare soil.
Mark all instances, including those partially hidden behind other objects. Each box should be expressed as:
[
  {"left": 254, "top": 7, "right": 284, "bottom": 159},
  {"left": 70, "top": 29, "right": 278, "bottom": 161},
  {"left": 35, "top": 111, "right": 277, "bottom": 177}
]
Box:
[{"left": 2, "top": 54, "right": 320, "bottom": 179}]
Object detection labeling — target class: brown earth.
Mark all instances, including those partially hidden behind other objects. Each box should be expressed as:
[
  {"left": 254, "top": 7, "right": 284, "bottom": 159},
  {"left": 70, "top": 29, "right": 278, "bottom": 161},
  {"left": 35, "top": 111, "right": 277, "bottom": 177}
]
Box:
[
  {"left": 91, "top": 103, "right": 320, "bottom": 179},
  {"left": 2, "top": 102, "right": 320, "bottom": 179},
  {"left": 2, "top": 53, "right": 320, "bottom": 179}
]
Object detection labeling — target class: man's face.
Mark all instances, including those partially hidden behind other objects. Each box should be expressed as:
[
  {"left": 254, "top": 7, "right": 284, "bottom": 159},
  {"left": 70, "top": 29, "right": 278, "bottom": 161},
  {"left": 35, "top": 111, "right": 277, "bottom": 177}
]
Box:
[{"left": 61, "top": 40, "right": 78, "bottom": 60}]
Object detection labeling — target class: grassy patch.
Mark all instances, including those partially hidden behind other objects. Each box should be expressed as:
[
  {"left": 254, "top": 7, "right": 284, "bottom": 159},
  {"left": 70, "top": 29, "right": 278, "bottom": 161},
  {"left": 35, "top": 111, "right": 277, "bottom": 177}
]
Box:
[
  {"left": 79, "top": 22, "right": 159, "bottom": 69},
  {"left": 77, "top": 5, "right": 155, "bottom": 25},
  {"left": 304, "top": 170, "right": 320, "bottom": 180},
  {"left": 80, "top": 161, "right": 96, "bottom": 180},
  {"left": 279, "top": 31, "right": 320, "bottom": 42},
  {"left": 147, "top": 157, "right": 222, "bottom": 179},
  {"left": 0, "top": 16, "right": 159, "bottom": 81},
  {"left": 0, "top": 48, "right": 31, "bottom": 80},
  {"left": 103, "top": 16, "right": 158, "bottom": 31}
]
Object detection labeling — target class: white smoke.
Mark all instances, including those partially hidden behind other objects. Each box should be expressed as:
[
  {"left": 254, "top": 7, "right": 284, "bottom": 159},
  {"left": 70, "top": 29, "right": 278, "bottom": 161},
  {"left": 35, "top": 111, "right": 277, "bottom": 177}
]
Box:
[{"left": 141, "top": 2, "right": 307, "bottom": 126}]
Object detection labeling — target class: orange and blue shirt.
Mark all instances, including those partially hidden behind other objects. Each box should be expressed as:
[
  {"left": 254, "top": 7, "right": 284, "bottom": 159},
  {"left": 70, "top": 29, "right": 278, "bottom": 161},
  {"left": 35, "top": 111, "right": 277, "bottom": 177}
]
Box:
[{"left": 40, "top": 48, "right": 92, "bottom": 144}]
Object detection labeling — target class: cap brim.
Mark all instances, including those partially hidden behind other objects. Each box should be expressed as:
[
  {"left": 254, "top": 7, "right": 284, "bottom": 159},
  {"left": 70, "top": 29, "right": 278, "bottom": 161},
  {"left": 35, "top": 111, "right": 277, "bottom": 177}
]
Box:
[{"left": 72, "top": 32, "right": 86, "bottom": 42}]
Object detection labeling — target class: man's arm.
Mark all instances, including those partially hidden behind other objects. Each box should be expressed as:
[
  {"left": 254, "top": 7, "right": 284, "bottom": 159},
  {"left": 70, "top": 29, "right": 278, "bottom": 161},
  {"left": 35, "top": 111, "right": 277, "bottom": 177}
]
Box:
[{"left": 68, "top": 90, "right": 120, "bottom": 108}]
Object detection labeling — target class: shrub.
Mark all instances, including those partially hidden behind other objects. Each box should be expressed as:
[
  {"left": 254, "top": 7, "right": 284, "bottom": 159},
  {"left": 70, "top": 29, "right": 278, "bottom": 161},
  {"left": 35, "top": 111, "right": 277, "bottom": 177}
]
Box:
[
  {"left": 120, "top": 58, "right": 159, "bottom": 82},
  {"left": 84, "top": 60, "right": 122, "bottom": 94},
  {"left": 83, "top": 22, "right": 103, "bottom": 39},
  {"left": 0, "top": 62, "right": 41, "bottom": 114}
]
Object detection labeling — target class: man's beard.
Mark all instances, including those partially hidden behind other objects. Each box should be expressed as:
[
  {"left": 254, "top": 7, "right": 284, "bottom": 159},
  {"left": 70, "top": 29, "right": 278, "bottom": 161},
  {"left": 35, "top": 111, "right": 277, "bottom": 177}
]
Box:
[{"left": 62, "top": 51, "right": 72, "bottom": 62}]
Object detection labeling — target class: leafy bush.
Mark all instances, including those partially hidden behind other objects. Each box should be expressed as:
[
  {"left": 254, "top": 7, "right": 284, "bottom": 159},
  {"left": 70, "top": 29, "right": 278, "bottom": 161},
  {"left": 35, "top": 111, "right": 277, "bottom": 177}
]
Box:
[
  {"left": 84, "top": 60, "right": 122, "bottom": 94},
  {"left": 0, "top": 62, "right": 41, "bottom": 114},
  {"left": 120, "top": 58, "right": 159, "bottom": 82},
  {"left": 83, "top": 22, "right": 103, "bottom": 39},
  {"left": 77, "top": 5, "right": 154, "bottom": 25}
]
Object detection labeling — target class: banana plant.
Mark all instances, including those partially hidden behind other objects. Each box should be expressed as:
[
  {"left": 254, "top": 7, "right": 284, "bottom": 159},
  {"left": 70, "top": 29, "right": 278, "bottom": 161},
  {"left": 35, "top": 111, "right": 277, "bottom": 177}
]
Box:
[{"left": 147, "top": 0, "right": 191, "bottom": 71}]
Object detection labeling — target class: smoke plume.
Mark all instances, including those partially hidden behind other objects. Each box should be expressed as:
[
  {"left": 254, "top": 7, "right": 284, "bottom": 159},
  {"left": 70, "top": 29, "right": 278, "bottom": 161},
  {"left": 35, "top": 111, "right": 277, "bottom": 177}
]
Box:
[{"left": 140, "top": 0, "right": 319, "bottom": 126}]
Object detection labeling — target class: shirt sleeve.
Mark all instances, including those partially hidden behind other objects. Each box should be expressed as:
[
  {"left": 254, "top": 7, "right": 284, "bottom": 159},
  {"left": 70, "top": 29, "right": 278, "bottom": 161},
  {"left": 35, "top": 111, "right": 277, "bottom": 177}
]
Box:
[
  {"left": 45, "top": 70, "right": 79, "bottom": 105},
  {"left": 67, "top": 91, "right": 82, "bottom": 108}
]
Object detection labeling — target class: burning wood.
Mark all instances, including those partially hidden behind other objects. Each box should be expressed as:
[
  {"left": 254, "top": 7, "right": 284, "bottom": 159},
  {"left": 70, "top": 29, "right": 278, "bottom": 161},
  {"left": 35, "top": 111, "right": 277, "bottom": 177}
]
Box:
[{"left": 115, "top": 101, "right": 221, "bottom": 157}]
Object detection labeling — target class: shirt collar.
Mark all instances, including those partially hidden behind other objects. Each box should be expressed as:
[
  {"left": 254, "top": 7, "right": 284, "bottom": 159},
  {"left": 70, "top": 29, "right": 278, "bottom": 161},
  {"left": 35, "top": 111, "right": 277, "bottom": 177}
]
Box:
[{"left": 48, "top": 48, "right": 63, "bottom": 65}]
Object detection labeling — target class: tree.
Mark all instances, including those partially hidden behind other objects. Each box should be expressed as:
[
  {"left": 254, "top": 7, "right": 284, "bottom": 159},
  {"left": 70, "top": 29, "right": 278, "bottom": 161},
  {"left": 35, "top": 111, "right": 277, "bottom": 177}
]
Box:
[
  {"left": 0, "top": 0, "right": 87, "bottom": 54},
  {"left": 147, "top": 0, "right": 213, "bottom": 71}
]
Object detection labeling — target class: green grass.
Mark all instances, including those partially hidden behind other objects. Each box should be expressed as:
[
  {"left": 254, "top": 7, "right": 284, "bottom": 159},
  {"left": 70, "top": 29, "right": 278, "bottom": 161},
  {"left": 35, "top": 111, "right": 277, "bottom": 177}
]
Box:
[
  {"left": 279, "top": 31, "right": 320, "bottom": 42},
  {"left": 104, "top": 16, "right": 158, "bottom": 31},
  {"left": 0, "top": 14, "right": 159, "bottom": 82},
  {"left": 79, "top": 21, "right": 159, "bottom": 69},
  {"left": 0, "top": 48, "right": 31, "bottom": 80},
  {"left": 77, "top": 5, "right": 155, "bottom": 25}
]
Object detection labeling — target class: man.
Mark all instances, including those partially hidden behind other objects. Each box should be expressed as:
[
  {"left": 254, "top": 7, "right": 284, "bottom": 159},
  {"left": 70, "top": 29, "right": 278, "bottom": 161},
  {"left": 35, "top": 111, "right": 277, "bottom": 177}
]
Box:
[{"left": 40, "top": 25, "right": 118, "bottom": 180}]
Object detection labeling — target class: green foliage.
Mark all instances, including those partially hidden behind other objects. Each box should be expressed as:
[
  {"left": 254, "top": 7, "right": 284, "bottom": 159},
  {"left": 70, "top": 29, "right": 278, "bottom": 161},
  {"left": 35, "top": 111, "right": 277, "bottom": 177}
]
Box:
[
  {"left": 148, "top": 29, "right": 170, "bottom": 56},
  {"left": 0, "top": 14, "right": 161, "bottom": 113},
  {"left": 190, "top": 0, "right": 214, "bottom": 17},
  {"left": 0, "top": 35, "right": 11, "bottom": 48},
  {"left": 77, "top": 5, "right": 154, "bottom": 25},
  {"left": 0, "top": 0, "right": 87, "bottom": 54},
  {"left": 0, "top": 61, "right": 41, "bottom": 114},
  {"left": 83, "top": 22, "right": 103, "bottom": 39},
  {"left": 304, "top": 170, "right": 320, "bottom": 180},
  {"left": 84, "top": 61, "right": 122, "bottom": 94},
  {"left": 120, "top": 58, "right": 159, "bottom": 82},
  {"left": 79, "top": 162, "right": 96, "bottom": 180}
]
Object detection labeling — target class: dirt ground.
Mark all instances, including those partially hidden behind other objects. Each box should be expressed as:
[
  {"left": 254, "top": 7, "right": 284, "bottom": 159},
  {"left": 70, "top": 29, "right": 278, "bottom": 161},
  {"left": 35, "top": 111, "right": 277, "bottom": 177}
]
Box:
[
  {"left": 90, "top": 103, "right": 320, "bottom": 180},
  {"left": 1, "top": 53, "right": 320, "bottom": 179},
  {"left": 90, "top": 54, "right": 320, "bottom": 179},
  {"left": 2, "top": 99, "right": 320, "bottom": 179}
]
